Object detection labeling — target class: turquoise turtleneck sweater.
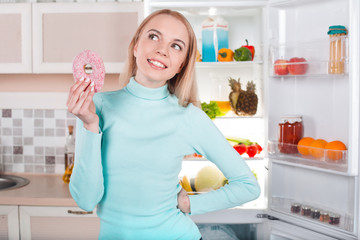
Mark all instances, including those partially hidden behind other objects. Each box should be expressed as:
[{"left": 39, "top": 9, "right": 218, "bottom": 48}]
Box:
[{"left": 69, "top": 77, "right": 260, "bottom": 240}]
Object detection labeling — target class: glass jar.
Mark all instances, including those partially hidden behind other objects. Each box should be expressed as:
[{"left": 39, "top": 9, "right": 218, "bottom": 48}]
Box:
[
  {"left": 291, "top": 203, "right": 301, "bottom": 214},
  {"left": 320, "top": 211, "right": 330, "bottom": 222},
  {"left": 301, "top": 206, "right": 311, "bottom": 217},
  {"left": 311, "top": 208, "right": 321, "bottom": 219},
  {"left": 329, "top": 214, "right": 340, "bottom": 225},
  {"left": 328, "top": 25, "right": 347, "bottom": 74},
  {"left": 278, "top": 115, "right": 303, "bottom": 154}
]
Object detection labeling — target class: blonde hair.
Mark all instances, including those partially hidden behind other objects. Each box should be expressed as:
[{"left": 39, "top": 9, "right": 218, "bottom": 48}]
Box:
[{"left": 119, "top": 9, "right": 200, "bottom": 108}]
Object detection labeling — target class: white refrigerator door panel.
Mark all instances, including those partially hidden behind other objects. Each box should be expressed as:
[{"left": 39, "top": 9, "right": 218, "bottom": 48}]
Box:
[
  {"left": 266, "top": 0, "right": 358, "bottom": 239},
  {"left": 267, "top": 220, "right": 338, "bottom": 240}
]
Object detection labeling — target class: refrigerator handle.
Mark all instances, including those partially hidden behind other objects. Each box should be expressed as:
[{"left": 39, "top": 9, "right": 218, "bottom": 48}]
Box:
[{"left": 256, "top": 213, "right": 279, "bottom": 220}]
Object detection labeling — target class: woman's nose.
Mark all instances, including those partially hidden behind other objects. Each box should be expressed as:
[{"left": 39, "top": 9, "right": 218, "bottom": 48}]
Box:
[{"left": 156, "top": 43, "right": 168, "bottom": 57}]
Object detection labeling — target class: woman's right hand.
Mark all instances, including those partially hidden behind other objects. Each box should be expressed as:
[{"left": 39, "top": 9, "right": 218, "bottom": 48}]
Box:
[{"left": 67, "top": 77, "right": 99, "bottom": 133}]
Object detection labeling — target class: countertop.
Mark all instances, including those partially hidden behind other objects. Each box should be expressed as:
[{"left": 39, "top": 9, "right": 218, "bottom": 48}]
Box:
[{"left": 0, "top": 173, "right": 77, "bottom": 206}]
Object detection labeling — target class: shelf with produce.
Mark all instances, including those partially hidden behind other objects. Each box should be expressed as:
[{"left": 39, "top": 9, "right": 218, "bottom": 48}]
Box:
[
  {"left": 269, "top": 37, "right": 348, "bottom": 77},
  {"left": 270, "top": 60, "right": 349, "bottom": 78},
  {"left": 183, "top": 156, "right": 264, "bottom": 162},
  {"left": 271, "top": 197, "right": 354, "bottom": 233},
  {"left": 196, "top": 60, "right": 263, "bottom": 69},
  {"left": 267, "top": 141, "right": 349, "bottom": 175}
]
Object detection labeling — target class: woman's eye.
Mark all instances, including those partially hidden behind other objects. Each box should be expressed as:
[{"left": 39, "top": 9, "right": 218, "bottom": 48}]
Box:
[
  {"left": 149, "top": 34, "right": 159, "bottom": 41},
  {"left": 172, "top": 44, "right": 182, "bottom": 51}
]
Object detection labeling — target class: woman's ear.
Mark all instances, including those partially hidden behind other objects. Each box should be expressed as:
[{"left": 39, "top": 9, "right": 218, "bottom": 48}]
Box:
[{"left": 133, "top": 43, "right": 138, "bottom": 58}]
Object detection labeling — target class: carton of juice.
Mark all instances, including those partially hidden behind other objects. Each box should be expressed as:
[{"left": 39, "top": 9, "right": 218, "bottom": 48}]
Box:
[{"left": 202, "top": 16, "right": 229, "bottom": 62}]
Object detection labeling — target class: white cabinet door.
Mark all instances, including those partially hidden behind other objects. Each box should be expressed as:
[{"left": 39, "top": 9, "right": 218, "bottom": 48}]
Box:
[
  {"left": 0, "top": 205, "right": 19, "bottom": 240},
  {"left": 19, "top": 206, "right": 100, "bottom": 240},
  {"left": 0, "top": 4, "right": 32, "bottom": 73},
  {"left": 32, "top": 2, "right": 143, "bottom": 73}
]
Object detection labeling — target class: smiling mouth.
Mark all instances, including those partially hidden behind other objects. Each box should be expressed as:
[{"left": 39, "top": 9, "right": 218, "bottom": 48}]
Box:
[{"left": 148, "top": 59, "right": 167, "bottom": 69}]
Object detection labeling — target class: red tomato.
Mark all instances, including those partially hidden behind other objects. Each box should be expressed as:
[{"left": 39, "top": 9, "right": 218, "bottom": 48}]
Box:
[
  {"left": 233, "top": 144, "right": 247, "bottom": 155},
  {"left": 256, "top": 144, "right": 263, "bottom": 154},
  {"left": 246, "top": 145, "right": 258, "bottom": 158}
]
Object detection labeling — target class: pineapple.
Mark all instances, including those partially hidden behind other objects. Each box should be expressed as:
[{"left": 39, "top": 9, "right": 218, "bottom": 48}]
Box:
[
  {"left": 236, "top": 80, "right": 258, "bottom": 116},
  {"left": 228, "top": 77, "right": 243, "bottom": 115}
]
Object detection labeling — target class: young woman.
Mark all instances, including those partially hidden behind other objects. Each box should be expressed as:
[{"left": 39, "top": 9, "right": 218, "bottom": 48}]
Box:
[{"left": 67, "top": 9, "right": 260, "bottom": 240}]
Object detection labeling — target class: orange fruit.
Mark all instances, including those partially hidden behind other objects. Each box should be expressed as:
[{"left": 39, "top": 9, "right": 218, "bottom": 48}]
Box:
[
  {"left": 297, "top": 137, "right": 315, "bottom": 156},
  {"left": 325, "top": 140, "right": 347, "bottom": 161},
  {"left": 309, "top": 139, "right": 328, "bottom": 159}
]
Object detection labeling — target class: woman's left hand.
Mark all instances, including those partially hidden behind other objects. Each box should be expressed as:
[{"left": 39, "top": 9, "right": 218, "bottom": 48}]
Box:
[{"left": 177, "top": 188, "right": 190, "bottom": 213}]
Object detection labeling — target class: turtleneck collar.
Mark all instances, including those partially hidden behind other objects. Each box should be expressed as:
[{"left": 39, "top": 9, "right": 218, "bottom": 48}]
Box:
[{"left": 125, "top": 77, "right": 170, "bottom": 100}]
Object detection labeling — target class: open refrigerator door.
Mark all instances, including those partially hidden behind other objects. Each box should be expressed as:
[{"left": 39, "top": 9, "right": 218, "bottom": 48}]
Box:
[{"left": 264, "top": 0, "right": 359, "bottom": 239}]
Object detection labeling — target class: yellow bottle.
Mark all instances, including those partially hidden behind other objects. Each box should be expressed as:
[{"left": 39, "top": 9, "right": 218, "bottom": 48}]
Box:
[{"left": 63, "top": 125, "right": 75, "bottom": 183}]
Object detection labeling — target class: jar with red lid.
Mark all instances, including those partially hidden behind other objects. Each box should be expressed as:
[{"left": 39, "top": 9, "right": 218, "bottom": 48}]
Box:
[{"left": 278, "top": 115, "right": 303, "bottom": 154}]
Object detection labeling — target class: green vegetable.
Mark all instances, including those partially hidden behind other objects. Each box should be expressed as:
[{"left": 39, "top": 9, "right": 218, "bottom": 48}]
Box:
[
  {"left": 226, "top": 137, "right": 253, "bottom": 145},
  {"left": 234, "top": 47, "right": 252, "bottom": 61},
  {"left": 201, "top": 101, "right": 223, "bottom": 119}
]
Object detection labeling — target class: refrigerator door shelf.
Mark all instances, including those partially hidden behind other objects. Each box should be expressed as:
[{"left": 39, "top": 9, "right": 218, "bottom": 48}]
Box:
[
  {"left": 267, "top": 140, "right": 349, "bottom": 174},
  {"left": 266, "top": 210, "right": 357, "bottom": 240},
  {"left": 270, "top": 196, "right": 354, "bottom": 233}
]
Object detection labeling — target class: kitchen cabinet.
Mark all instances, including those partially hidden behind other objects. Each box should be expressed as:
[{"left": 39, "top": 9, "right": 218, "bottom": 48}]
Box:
[
  {"left": 19, "top": 206, "right": 100, "bottom": 240},
  {"left": 32, "top": 2, "right": 143, "bottom": 73},
  {"left": 0, "top": 205, "right": 20, "bottom": 240},
  {"left": 0, "top": 4, "right": 32, "bottom": 73}
]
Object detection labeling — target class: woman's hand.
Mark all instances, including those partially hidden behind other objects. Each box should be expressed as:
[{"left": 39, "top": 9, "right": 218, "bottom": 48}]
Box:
[
  {"left": 177, "top": 188, "right": 190, "bottom": 213},
  {"left": 67, "top": 77, "right": 99, "bottom": 133}
]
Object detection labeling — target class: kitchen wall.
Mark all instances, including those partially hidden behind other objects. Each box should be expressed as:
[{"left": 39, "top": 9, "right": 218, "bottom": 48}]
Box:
[
  {"left": 0, "top": 73, "right": 120, "bottom": 173},
  {"left": 0, "top": 108, "right": 76, "bottom": 174}
]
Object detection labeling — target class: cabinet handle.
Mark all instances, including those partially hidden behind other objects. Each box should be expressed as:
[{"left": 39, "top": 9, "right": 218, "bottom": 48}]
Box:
[{"left": 67, "top": 210, "right": 93, "bottom": 215}]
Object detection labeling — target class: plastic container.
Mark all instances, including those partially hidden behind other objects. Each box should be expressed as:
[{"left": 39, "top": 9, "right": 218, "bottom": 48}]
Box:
[
  {"left": 328, "top": 25, "right": 347, "bottom": 74},
  {"left": 202, "top": 16, "right": 229, "bottom": 62}
]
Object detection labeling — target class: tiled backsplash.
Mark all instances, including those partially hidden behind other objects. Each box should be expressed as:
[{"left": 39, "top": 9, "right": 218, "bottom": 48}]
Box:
[{"left": 0, "top": 109, "right": 76, "bottom": 174}]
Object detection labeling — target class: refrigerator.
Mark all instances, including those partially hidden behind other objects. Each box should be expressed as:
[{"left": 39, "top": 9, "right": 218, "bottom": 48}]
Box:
[{"left": 145, "top": 0, "right": 359, "bottom": 239}]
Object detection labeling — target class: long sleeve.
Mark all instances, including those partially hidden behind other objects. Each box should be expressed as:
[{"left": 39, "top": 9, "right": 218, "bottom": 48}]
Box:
[
  {"left": 186, "top": 106, "right": 261, "bottom": 215},
  {"left": 69, "top": 94, "right": 105, "bottom": 212}
]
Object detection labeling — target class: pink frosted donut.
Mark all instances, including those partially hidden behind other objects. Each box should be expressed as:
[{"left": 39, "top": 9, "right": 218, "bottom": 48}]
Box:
[{"left": 72, "top": 50, "right": 105, "bottom": 92}]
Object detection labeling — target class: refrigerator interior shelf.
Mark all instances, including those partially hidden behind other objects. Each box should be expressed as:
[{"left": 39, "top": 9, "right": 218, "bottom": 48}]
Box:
[
  {"left": 196, "top": 61, "right": 263, "bottom": 69},
  {"left": 270, "top": 60, "right": 348, "bottom": 77},
  {"left": 267, "top": 141, "right": 348, "bottom": 174},
  {"left": 271, "top": 197, "right": 354, "bottom": 233},
  {"left": 183, "top": 154, "right": 264, "bottom": 161}
]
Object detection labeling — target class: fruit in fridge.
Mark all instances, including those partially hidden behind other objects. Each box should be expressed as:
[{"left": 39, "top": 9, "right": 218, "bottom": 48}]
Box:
[
  {"left": 297, "top": 137, "right": 315, "bottom": 156},
  {"left": 325, "top": 140, "right": 347, "bottom": 161},
  {"left": 233, "top": 144, "right": 247, "bottom": 155},
  {"left": 194, "top": 166, "right": 228, "bottom": 192},
  {"left": 288, "top": 57, "right": 309, "bottom": 75},
  {"left": 236, "top": 80, "right": 258, "bottom": 116},
  {"left": 274, "top": 59, "right": 289, "bottom": 75},
  {"left": 228, "top": 77, "right": 243, "bottom": 114},
  {"left": 218, "top": 48, "right": 234, "bottom": 62},
  {"left": 309, "top": 139, "right": 328, "bottom": 159},
  {"left": 234, "top": 47, "right": 252, "bottom": 61},
  {"left": 241, "top": 39, "right": 255, "bottom": 60}
]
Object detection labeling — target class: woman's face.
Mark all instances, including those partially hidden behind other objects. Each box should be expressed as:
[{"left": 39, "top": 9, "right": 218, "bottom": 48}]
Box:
[{"left": 133, "top": 14, "right": 189, "bottom": 88}]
